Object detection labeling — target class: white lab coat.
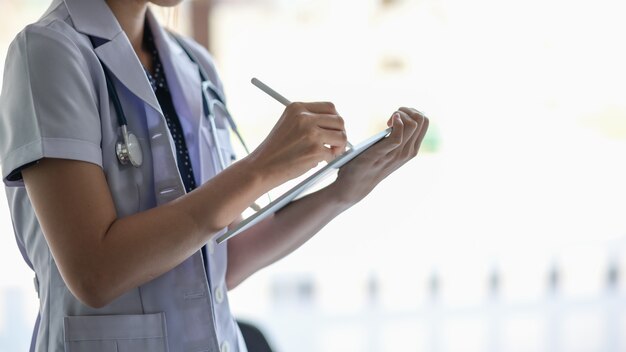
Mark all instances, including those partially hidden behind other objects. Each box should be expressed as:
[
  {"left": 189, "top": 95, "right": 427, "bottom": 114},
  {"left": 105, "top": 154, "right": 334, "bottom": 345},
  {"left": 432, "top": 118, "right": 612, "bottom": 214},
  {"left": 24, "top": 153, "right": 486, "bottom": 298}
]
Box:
[{"left": 0, "top": 0, "right": 247, "bottom": 351}]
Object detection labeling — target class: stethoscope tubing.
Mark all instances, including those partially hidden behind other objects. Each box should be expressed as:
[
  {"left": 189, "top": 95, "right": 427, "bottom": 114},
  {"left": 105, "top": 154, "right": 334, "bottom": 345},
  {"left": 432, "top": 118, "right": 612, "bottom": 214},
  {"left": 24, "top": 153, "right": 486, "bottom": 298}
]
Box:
[{"left": 203, "top": 82, "right": 227, "bottom": 170}]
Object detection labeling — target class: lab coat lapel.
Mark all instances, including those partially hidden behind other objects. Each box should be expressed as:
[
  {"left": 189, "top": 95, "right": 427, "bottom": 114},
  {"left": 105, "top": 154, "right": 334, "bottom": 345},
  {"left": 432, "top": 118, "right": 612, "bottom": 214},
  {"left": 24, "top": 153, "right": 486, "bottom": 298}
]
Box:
[
  {"left": 94, "top": 38, "right": 162, "bottom": 114},
  {"left": 64, "top": 0, "right": 162, "bottom": 115},
  {"left": 146, "top": 11, "right": 203, "bottom": 133},
  {"left": 65, "top": 0, "right": 186, "bottom": 202}
]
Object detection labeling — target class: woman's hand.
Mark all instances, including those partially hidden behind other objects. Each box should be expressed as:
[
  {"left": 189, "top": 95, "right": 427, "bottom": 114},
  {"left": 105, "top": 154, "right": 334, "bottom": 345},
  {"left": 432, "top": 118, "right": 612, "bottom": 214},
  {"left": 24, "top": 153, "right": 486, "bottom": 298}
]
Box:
[
  {"left": 248, "top": 102, "right": 348, "bottom": 188},
  {"left": 328, "top": 107, "right": 429, "bottom": 206}
]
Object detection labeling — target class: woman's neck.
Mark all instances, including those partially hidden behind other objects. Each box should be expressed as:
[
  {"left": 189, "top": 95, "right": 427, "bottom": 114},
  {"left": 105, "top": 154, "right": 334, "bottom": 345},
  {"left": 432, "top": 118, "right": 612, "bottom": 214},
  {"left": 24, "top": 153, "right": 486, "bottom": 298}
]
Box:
[{"left": 105, "top": 0, "right": 153, "bottom": 72}]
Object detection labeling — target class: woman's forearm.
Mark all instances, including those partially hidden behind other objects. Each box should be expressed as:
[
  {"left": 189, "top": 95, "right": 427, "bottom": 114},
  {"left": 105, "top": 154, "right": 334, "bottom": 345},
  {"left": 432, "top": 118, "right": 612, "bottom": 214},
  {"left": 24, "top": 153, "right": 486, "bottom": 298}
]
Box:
[
  {"left": 23, "top": 157, "right": 271, "bottom": 308},
  {"left": 98, "top": 157, "right": 275, "bottom": 302},
  {"left": 225, "top": 183, "right": 352, "bottom": 289}
]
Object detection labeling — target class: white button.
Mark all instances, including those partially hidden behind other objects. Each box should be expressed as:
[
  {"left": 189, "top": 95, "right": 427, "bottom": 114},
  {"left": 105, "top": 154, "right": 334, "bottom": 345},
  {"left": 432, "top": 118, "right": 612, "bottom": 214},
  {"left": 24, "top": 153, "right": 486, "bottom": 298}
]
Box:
[
  {"left": 207, "top": 239, "right": 215, "bottom": 255},
  {"left": 215, "top": 285, "right": 224, "bottom": 304},
  {"left": 220, "top": 341, "right": 230, "bottom": 352}
]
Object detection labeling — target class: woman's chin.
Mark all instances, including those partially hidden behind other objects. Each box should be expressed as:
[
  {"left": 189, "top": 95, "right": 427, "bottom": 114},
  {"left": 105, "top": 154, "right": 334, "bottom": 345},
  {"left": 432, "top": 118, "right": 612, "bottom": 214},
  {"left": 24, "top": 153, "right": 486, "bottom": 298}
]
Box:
[{"left": 150, "top": 0, "right": 185, "bottom": 7}]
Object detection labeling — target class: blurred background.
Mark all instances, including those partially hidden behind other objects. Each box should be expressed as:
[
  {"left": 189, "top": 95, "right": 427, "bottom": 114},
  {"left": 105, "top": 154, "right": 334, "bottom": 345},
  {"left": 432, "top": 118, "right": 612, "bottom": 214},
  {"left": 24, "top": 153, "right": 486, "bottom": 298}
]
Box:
[{"left": 1, "top": 0, "right": 626, "bottom": 351}]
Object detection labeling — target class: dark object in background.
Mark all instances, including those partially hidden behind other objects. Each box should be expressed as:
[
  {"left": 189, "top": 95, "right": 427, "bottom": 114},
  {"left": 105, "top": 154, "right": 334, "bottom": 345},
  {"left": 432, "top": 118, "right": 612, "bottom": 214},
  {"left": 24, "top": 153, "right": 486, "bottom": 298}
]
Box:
[{"left": 237, "top": 320, "right": 274, "bottom": 352}]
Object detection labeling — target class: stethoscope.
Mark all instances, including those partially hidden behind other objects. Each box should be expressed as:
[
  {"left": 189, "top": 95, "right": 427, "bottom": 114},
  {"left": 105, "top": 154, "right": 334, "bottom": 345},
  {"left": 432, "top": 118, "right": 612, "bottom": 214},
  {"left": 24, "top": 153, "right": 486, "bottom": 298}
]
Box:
[
  {"left": 94, "top": 35, "right": 250, "bottom": 169},
  {"left": 93, "top": 34, "right": 266, "bottom": 210}
]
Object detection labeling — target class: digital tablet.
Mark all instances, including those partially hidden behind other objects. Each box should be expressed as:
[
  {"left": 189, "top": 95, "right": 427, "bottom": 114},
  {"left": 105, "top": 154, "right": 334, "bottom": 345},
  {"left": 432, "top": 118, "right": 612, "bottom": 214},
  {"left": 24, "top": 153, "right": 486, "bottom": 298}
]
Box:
[{"left": 216, "top": 127, "right": 393, "bottom": 244}]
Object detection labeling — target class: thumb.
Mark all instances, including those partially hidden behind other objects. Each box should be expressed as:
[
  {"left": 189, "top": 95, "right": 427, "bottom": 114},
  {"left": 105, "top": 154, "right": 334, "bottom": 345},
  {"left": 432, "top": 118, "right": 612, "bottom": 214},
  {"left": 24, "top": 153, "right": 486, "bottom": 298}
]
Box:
[{"left": 387, "top": 111, "right": 398, "bottom": 127}]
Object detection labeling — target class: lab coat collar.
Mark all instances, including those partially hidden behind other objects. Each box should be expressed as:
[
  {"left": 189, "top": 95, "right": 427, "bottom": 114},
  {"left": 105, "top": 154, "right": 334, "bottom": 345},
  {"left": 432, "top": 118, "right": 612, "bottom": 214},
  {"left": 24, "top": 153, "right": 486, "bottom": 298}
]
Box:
[
  {"left": 64, "top": 0, "right": 122, "bottom": 41},
  {"left": 146, "top": 11, "right": 203, "bottom": 132},
  {"left": 64, "top": 0, "right": 162, "bottom": 114}
]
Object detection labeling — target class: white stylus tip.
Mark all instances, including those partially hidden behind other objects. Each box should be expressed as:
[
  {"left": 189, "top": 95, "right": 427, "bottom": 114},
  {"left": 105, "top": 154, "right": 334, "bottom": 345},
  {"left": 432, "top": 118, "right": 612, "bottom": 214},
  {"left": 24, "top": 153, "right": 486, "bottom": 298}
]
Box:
[{"left": 251, "top": 77, "right": 292, "bottom": 106}]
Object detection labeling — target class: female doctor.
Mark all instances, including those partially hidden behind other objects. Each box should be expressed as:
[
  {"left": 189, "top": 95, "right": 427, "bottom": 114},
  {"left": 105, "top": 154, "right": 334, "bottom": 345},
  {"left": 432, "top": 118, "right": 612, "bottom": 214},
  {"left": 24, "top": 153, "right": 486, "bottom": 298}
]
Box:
[{"left": 0, "top": 0, "right": 429, "bottom": 351}]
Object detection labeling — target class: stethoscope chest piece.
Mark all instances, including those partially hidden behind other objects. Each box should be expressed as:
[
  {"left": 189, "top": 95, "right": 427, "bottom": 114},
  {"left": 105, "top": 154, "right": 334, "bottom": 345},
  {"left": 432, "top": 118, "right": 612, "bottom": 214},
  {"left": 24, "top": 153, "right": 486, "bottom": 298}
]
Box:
[{"left": 116, "top": 125, "right": 143, "bottom": 167}]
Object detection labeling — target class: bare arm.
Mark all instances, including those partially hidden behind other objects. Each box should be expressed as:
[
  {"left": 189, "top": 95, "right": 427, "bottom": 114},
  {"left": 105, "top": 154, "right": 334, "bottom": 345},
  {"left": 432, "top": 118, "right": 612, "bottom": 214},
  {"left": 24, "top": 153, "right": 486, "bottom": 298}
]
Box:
[
  {"left": 226, "top": 183, "right": 350, "bottom": 290},
  {"left": 22, "top": 102, "right": 347, "bottom": 308},
  {"left": 226, "top": 107, "right": 429, "bottom": 289},
  {"left": 24, "top": 156, "right": 267, "bottom": 308}
]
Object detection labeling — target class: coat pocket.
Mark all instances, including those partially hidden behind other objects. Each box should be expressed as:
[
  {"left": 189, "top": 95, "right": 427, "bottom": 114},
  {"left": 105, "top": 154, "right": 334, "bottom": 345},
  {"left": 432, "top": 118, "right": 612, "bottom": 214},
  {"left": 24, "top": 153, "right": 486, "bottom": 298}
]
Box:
[{"left": 64, "top": 312, "right": 168, "bottom": 352}]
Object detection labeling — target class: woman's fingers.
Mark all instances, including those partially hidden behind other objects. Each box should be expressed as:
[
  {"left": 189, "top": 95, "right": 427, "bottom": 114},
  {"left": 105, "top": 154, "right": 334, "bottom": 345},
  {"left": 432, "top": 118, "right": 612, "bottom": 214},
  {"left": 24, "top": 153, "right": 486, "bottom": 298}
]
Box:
[
  {"left": 298, "top": 101, "right": 338, "bottom": 114},
  {"left": 318, "top": 143, "right": 338, "bottom": 163},
  {"left": 292, "top": 102, "right": 349, "bottom": 163},
  {"left": 412, "top": 113, "right": 429, "bottom": 154},
  {"left": 386, "top": 113, "right": 405, "bottom": 149},
  {"left": 399, "top": 106, "right": 424, "bottom": 118},
  {"left": 399, "top": 107, "right": 428, "bottom": 157},
  {"left": 393, "top": 110, "right": 418, "bottom": 157},
  {"left": 368, "top": 113, "right": 404, "bottom": 155},
  {"left": 312, "top": 113, "right": 346, "bottom": 131},
  {"left": 396, "top": 109, "right": 421, "bottom": 157},
  {"left": 399, "top": 107, "right": 426, "bottom": 132},
  {"left": 317, "top": 128, "right": 348, "bottom": 150}
]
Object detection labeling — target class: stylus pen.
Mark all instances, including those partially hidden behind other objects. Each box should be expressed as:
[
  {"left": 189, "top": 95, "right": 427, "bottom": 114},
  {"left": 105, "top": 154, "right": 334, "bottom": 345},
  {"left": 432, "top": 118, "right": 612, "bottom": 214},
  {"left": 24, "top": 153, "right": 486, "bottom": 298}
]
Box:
[{"left": 251, "top": 77, "right": 353, "bottom": 149}]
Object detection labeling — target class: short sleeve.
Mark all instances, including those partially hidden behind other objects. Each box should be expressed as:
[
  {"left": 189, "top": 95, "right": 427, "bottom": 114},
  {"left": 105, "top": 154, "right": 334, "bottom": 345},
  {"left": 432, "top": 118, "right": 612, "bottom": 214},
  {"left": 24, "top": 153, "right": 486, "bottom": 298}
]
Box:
[{"left": 0, "top": 24, "right": 102, "bottom": 187}]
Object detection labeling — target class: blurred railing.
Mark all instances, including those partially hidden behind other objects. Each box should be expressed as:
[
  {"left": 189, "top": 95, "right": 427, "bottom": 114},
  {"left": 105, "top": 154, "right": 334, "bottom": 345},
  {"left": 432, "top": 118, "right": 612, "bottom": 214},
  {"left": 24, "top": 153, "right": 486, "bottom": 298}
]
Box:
[{"left": 235, "top": 255, "right": 625, "bottom": 352}]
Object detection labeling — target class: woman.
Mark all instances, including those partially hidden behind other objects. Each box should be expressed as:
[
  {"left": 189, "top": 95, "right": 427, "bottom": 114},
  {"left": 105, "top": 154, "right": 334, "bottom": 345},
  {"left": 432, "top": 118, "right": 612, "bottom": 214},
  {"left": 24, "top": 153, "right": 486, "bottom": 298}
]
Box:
[{"left": 0, "top": 0, "right": 429, "bottom": 351}]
